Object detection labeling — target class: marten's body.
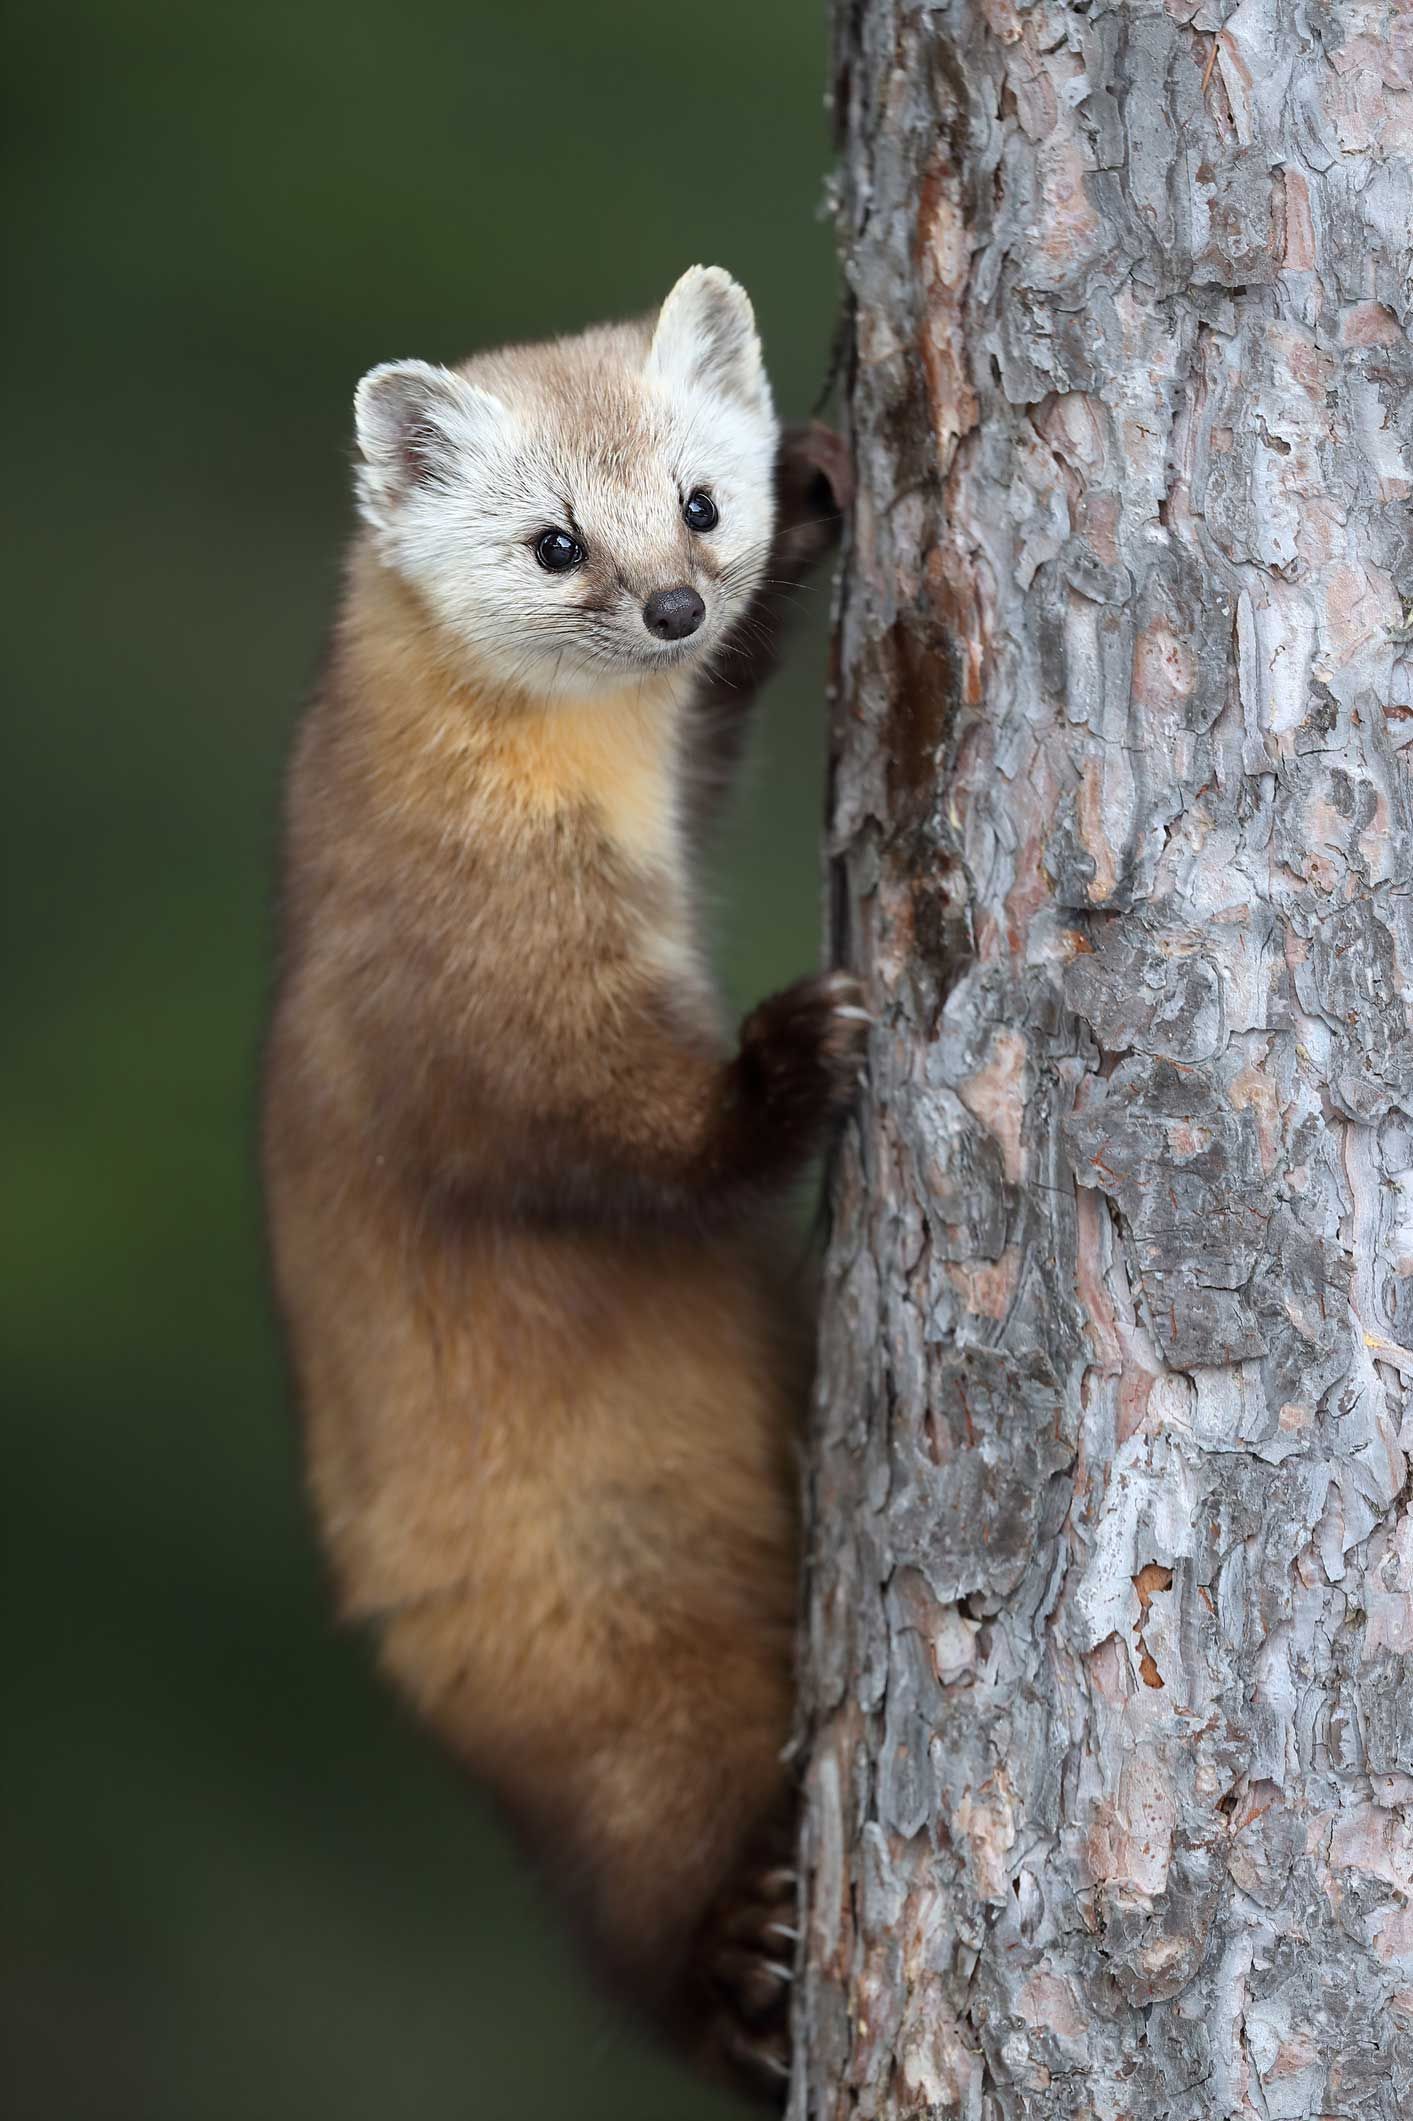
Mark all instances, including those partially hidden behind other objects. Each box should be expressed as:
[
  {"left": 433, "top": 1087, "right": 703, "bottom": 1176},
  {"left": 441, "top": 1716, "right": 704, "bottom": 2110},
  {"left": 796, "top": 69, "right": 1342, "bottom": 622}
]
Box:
[{"left": 262, "top": 269, "right": 860, "bottom": 2095}]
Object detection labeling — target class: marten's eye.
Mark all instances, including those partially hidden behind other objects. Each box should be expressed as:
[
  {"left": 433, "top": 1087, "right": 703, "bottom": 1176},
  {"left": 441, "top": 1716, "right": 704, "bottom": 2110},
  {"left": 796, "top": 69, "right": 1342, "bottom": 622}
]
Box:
[
  {"left": 534, "top": 528, "right": 584, "bottom": 573},
  {"left": 682, "top": 489, "right": 719, "bottom": 533}
]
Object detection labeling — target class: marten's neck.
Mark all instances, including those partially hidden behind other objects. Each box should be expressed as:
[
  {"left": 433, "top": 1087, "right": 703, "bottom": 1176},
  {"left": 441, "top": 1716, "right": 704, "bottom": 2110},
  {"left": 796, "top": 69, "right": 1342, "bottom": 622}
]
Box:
[{"left": 334, "top": 543, "right": 689, "bottom": 882}]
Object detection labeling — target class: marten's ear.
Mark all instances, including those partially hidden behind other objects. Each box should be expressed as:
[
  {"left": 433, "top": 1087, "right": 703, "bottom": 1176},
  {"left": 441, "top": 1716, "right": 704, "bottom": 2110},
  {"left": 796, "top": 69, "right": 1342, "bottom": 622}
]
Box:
[
  {"left": 647, "top": 266, "right": 770, "bottom": 415},
  {"left": 354, "top": 360, "right": 507, "bottom": 513}
]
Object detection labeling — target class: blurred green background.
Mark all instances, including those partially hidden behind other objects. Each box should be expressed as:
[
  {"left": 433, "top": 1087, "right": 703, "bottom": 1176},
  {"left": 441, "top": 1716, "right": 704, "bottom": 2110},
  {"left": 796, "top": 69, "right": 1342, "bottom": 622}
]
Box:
[{"left": 4, "top": 5, "right": 837, "bottom": 2117}]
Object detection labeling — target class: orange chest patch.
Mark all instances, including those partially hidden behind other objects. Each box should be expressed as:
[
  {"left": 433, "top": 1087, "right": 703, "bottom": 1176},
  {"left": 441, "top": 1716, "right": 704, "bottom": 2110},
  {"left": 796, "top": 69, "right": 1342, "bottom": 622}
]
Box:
[{"left": 487, "top": 686, "right": 682, "bottom": 872}]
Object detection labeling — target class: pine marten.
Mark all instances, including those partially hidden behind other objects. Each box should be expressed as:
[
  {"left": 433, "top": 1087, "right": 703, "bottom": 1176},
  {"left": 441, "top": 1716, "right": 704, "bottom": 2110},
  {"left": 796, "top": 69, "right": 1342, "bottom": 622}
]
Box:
[{"left": 262, "top": 267, "right": 862, "bottom": 2100}]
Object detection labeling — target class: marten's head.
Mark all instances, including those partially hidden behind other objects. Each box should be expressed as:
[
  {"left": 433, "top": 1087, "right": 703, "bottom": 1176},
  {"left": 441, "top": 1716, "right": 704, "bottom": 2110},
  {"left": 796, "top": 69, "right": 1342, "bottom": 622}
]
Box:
[{"left": 353, "top": 267, "right": 779, "bottom": 702}]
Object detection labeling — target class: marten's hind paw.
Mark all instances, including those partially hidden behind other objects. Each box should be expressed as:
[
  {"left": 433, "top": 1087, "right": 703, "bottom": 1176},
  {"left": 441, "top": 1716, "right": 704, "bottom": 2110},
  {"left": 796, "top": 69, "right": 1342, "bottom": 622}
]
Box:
[{"left": 698, "top": 1863, "right": 798, "bottom": 2102}]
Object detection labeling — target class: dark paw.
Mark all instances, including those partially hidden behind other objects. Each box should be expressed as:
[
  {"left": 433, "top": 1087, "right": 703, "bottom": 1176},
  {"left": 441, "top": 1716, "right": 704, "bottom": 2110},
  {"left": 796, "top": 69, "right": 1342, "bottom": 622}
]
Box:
[
  {"left": 698, "top": 1863, "right": 797, "bottom": 2102},
  {"left": 739, "top": 971, "right": 871, "bottom": 1141},
  {"left": 778, "top": 420, "right": 853, "bottom": 521}
]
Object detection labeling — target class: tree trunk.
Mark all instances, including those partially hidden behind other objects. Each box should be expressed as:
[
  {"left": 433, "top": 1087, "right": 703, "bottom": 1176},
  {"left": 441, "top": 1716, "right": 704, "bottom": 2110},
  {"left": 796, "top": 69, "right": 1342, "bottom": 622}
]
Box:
[{"left": 795, "top": 3, "right": 1413, "bottom": 2116}]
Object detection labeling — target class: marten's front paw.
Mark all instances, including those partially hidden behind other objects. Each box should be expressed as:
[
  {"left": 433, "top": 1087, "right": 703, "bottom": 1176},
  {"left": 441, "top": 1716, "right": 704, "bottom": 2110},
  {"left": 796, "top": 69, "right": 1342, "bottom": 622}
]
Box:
[
  {"left": 776, "top": 422, "right": 853, "bottom": 570},
  {"left": 738, "top": 970, "right": 870, "bottom": 1141}
]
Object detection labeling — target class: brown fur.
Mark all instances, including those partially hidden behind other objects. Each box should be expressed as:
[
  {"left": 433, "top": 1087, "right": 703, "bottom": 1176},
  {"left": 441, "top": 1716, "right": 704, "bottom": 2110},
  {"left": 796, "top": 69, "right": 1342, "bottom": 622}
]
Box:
[{"left": 262, "top": 424, "right": 854, "bottom": 2099}]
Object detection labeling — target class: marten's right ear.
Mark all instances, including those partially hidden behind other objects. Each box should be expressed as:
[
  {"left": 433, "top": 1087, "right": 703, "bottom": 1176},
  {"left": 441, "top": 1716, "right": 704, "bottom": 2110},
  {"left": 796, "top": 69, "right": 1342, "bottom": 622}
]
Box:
[
  {"left": 648, "top": 267, "right": 770, "bottom": 416},
  {"left": 354, "top": 360, "right": 507, "bottom": 518}
]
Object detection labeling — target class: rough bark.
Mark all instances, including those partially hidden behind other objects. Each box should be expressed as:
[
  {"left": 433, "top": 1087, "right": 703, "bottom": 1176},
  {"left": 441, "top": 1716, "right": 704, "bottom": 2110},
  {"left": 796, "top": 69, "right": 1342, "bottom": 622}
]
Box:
[{"left": 796, "top": 3, "right": 1413, "bottom": 2116}]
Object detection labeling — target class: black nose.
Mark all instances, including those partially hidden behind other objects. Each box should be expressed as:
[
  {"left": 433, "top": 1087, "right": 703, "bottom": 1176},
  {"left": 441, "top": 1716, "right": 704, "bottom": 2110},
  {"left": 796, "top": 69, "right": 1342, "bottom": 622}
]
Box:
[{"left": 643, "top": 585, "right": 706, "bottom": 641}]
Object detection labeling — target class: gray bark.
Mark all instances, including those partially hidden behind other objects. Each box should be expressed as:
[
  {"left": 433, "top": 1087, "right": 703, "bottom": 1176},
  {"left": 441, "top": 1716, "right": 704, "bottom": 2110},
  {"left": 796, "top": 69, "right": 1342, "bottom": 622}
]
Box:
[{"left": 795, "top": 3, "right": 1413, "bottom": 2116}]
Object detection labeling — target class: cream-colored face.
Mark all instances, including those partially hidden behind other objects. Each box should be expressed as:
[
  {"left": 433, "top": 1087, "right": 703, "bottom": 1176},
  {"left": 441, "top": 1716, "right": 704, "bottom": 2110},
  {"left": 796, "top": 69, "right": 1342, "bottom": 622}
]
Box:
[{"left": 354, "top": 267, "right": 780, "bottom": 703}]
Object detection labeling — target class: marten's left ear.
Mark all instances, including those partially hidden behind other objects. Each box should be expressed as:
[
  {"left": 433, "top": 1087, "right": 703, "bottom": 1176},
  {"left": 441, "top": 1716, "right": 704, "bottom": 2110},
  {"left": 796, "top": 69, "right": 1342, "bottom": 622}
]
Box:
[
  {"left": 648, "top": 266, "right": 771, "bottom": 415},
  {"left": 353, "top": 360, "right": 508, "bottom": 522}
]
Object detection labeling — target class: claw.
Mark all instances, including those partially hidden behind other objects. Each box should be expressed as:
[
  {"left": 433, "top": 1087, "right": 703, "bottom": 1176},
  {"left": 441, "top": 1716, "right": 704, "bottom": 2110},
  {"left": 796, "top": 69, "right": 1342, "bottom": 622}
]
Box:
[
  {"left": 755, "top": 1866, "right": 798, "bottom": 1894},
  {"left": 722, "top": 2021, "right": 791, "bottom": 2083}
]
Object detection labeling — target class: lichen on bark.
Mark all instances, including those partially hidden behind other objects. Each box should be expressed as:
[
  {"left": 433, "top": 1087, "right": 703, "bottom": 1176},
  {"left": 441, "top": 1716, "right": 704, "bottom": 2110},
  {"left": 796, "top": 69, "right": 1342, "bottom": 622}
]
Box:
[{"left": 796, "top": 4, "right": 1413, "bottom": 2116}]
